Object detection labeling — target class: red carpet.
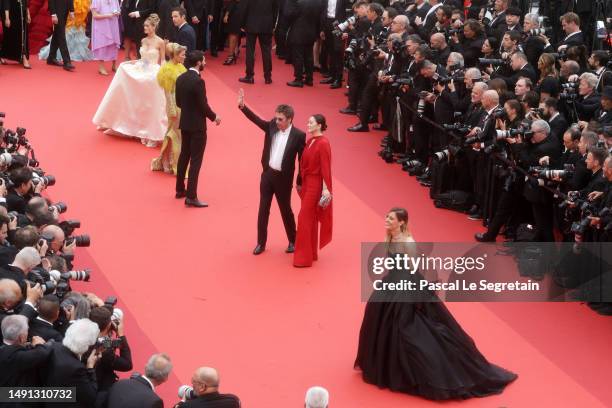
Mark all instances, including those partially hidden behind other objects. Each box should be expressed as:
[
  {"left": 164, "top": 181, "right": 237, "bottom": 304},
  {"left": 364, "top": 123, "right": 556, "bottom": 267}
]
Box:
[{"left": 2, "top": 53, "right": 611, "bottom": 407}]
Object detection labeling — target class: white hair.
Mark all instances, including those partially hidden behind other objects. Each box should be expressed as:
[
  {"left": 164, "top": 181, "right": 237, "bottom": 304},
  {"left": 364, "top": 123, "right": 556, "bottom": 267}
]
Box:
[
  {"left": 305, "top": 386, "right": 329, "bottom": 408},
  {"left": 63, "top": 318, "right": 99, "bottom": 356},
  {"left": 473, "top": 82, "right": 489, "bottom": 93},
  {"left": 524, "top": 13, "right": 540, "bottom": 26},
  {"left": 466, "top": 67, "right": 482, "bottom": 80},
  {"left": 580, "top": 72, "right": 598, "bottom": 90},
  {"left": 14, "top": 247, "right": 41, "bottom": 270},
  {"left": 532, "top": 119, "right": 551, "bottom": 135},
  {"left": 0, "top": 279, "right": 20, "bottom": 306},
  {"left": 1, "top": 315, "right": 28, "bottom": 343},
  {"left": 145, "top": 353, "right": 173, "bottom": 383},
  {"left": 448, "top": 52, "right": 464, "bottom": 68}
]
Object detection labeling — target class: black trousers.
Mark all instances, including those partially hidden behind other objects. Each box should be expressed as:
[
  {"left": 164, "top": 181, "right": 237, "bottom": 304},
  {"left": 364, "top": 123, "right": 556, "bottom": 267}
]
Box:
[
  {"left": 48, "top": 21, "right": 71, "bottom": 64},
  {"left": 291, "top": 42, "right": 314, "bottom": 81},
  {"left": 193, "top": 19, "right": 209, "bottom": 51},
  {"left": 258, "top": 168, "right": 296, "bottom": 246},
  {"left": 532, "top": 200, "right": 555, "bottom": 242},
  {"left": 358, "top": 73, "right": 380, "bottom": 125},
  {"left": 322, "top": 19, "right": 343, "bottom": 81},
  {"left": 176, "top": 130, "right": 207, "bottom": 199},
  {"left": 347, "top": 67, "right": 369, "bottom": 110},
  {"left": 245, "top": 32, "right": 272, "bottom": 79}
]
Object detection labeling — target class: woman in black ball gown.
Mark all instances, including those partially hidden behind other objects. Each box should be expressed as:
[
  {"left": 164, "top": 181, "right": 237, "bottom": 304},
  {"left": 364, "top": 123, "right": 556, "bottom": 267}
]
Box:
[{"left": 355, "top": 207, "right": 517, "bottom": 400}]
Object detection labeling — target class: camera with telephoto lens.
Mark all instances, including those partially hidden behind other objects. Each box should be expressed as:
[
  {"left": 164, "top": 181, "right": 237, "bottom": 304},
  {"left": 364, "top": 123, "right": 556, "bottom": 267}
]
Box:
[
  {"left": 61, "top": 269, "right": 91, "bottom": 282},
  {"left": 31, "top": 173, "right": 56, "bottom": 187},
  {"left": 104, "top": 296, "right": 117, "bottom": 312},
  {"left": 66, "top": 234, "right": 91, "bottom": 247},
  {"left": 478, "top": 58, "right": 507, "bottom": 66},
  {"left": 96, "top": 336, "right": 123, "bottom": 351},
  {"left": 532, "top": 164, "right": 575, "bottom": 181},
  {"left": 49, "top": 202, "right": 67, "bottom": 214},
  {"left": 528, "top": 27, "right": 552, "bottom": 36},
  {"left": 443, "top": 123, "right": 471, "bottom": 134},
  {"left": 59, "top": 219, "right": 80, "bottom": 237},
  {"left": 550, "top": 51, "right": 567, "bottom": 61},
  {"left": 570, "top": 201, "right": 599, "bottom": 235},
  {"left": 334, "top": 16, "right": 356, "bottom": 34},
  {"left": 433, "top": 143, "right": 463, "bottom": 162},
  {"left": 178, "top": 385, "right": 197, "bottom": 400},
  {"left": 27, "top": 269, "right": 56, "bottom": 295}
]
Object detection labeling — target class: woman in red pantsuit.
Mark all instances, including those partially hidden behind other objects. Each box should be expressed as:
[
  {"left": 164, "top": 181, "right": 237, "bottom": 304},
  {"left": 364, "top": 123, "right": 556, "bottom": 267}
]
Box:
[{"left": 294, "top": 114, "right": 333, "bottom": 267}]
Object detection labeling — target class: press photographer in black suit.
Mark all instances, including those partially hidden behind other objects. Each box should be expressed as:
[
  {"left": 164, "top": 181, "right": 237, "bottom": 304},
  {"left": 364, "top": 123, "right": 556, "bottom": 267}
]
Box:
[
  {"left": 173, "top": 7, "right": 197, "bottom": 52},
  {"left": 106, "top": 353, "right": 173, "bottom": 408},
  {"left": 238, "top": 89, "right": 306, "bottom": 255},
  {"left": 542, "top": 12, "right": 584, "bottom": 54},
  {"left": 28, "top": 294, "right": 63, "bottom": 342},
  {"left": 175, "top": 367, "right": 240, "bottom": 408},
  {"left": 184, "top": 0, "right": 213, "bottom": 52},
  {"left": 0, "top": 315, "right": 52, "bottom": 393},
  {"left": 175, "top": 51, "right": 222, "bottom": 208},
  {"left": 490, "top": 52, "right": 537, "bottom": 89},
  {"left": 47, "top": 0, "right": 75, "bottom": 71},
  {"left": 239, "top": 0, "right": 278, "bottom": 84},
  {"left": 43, "top": 318, "right": 102, "bottom": 408},
  {"left": 319, "top": 0, "right": 350, "bottom": 88}
]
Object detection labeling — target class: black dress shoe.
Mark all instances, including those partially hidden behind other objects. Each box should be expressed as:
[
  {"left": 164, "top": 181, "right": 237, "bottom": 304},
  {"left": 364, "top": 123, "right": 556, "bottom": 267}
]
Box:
[
  {"left": 175, "top": 191, "right": 186, "bottom": 199},
  {"left": 320, "top": 77, "right": 334, "bottom": 84},
  {"left": 304, "top": 79, "right": 313, "bottom": 86},
  {"left": 475, "top": 232, "right": 495, "bottom": 242},
  {"left": 339, "top": 107, "right": 357, "bottom": 115},
  {"left": 368, "top": 116, "right": 378, "bottom": 124},
  {"left": 285, "top": 242, "right": 295, "bottom": 253},
  {"left": 47, "top": 59, "right": 62, "bottom": 66},
  {"left": 63, "top": 63, "right": 75, "bottom": 71},
  {"left": 372, "top": 123, "right": 387, "bottom": 131},
  {"left": 185, "top": 198, "right": 208, "bottom": 208},
  {"left": 287, "top": 80, "right": 304, "bottom": 88},
  {"left": 253, "top": 244, "right": 265, "bottom": 255},
  {"left": 239, "top": 76, "right": 254, "bottom": 84},
  {"left": 265, "top": 78, "right": 272, "bottom": 84},
  {"left": 347, "top": 123, "right": 369, "bottom": 132},
  {"left": 330, "top": 80, "right": 342, "bottom": 89}
]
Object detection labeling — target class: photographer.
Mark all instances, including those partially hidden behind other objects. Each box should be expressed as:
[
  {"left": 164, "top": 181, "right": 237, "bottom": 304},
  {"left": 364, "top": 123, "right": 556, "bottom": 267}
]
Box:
[
  {"left": 503, "top": 7, "right": 522, "bottom": 35},
  {"left": 447, "top": 67, "right": 482, "bottom": 113},
  {"left": 28, "top": 293, "right": 63, "bottom": 342},
  {"left": 514, "top": 77, "right": 533, "bottom": 99},
  {"left": 6, "top": 167, "right": 43, "bottom": 214},
  {"left": 429, "top": 32, "right": 451, "bottom": 67},
  {"left": 450, "top": 19, "right": 485, "bottom": 68},
  {"left": 490, "top": 52, "right": 537, "bottom": 89},
  {"left": 319, "top": 0, "right": 351, "bottom": 89},
  {"left": 521, "top": 13, "right": 547, "bottom": 73},
  {"left": 483, "top": 0, "right": 509, "bottom": 41},
  {"left": 87, "top": 306, "right": 132, "bottom": 392},
  {"left": 589, "top": 50, "right": 612, "bottom": 93},
  {"left": 411, "top": 0, "right": 441, "bottom": 40},
  {"left": 593, "top": 86, "right": 612, "bottom": 126},
  {"left": 542, "top": 12, "right": 584, "bottom": 54},
  {"left": 574, "top": 72, "right": 601, "bottom": 122},
  {"left": 175, "top": 367, "right": 240, "bottom": 408},
  {"left": 516, "top": 120, "right": 561, "bottom": 241}
]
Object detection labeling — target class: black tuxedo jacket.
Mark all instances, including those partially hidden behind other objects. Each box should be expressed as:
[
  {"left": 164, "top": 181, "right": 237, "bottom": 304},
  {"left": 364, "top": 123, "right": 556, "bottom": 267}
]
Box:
[
  {"left": 548, "top": 114, "right": 569, "bottom": 146},
  {"left": 106, "top": 375, "right": 162, "bottom": 408},
  {"left": 239, "top": 105, "right": 306, "bottom": 185},
  {"left": 594, "top": 107, "right": 612, "bottom": 126},
  {"left": 575, "top": 93, "right": 601, "bottom": 122},
  {"left": 285, "top": 0, "right": 325, "bottom": 45},
  {"left": 0, "top": 343, "right": 52, "bottom": 391},
  {"left": 407, "top": 2, "right": 430, "bottom": 24},
  {"left": 29, "top": 318, "right": 63, "bottom": 342},
  {"left": 320, "top": 0, "right": 348, "bottom": 21},
  {"left": 185, "top": 0, "right": 213, "bottom": 20},
  {"left": 492, "top": 63, "right": 537, "bottom": 88},
  {"left": 176, "top": 23, "right": 197, "bottom": 52},
  {"left": 176, "top": 70, "right": 216, "bottom": 132},
  {"left": 178, "top": 392, "right": 241, "bottom": 408},
  {"left": 516, "top": 136, "right": 562, "bottom": 203},
  {"left": 48, "top": 0, "right": 74, "bottom": 21},
  {"left": 488, "top": 10, "right": 507, "bottom": 39},
  {"left": 554, "top": 31, "right": 585, "bottom": 50},
  {"left": 123, "top": 0, "right": 157, "bottom": 20},
  {"left": 242, "top": 0, "right": 278, "bottom": 34},
  {"left": 42, "top": 343, "right": 99, "bottom": 408}
]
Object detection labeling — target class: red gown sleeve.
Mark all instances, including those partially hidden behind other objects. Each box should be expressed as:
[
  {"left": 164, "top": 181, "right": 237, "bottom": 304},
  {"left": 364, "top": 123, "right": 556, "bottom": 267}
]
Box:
[{"left": 318, "top": 137, "right": 333, "bottom": 249}]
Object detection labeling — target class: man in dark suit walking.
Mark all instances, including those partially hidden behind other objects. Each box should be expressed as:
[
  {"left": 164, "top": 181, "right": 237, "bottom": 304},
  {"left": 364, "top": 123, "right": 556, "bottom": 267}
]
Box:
[
  {"left": 175, "top": 50, "right": 221, "bottom": 208},
  {"left": 106, "top": 353, "right": 172, "bottom": 408},
  {"left": 239, "top": 0, "right": 278, "bottom": 84},
  {"left": 184, "top": 0, "right": 213, "bottom": 51},
  {"left": 47, "top": 0, "right": 75, "bottom": 71},
  {"left": 172, "top": 7, "right": 197, "bottom": 52},
  {"left": 238, "top": 89, "right": 305, "bottom": 255},
  {"left": 285, "top": 0, "right": 325, "bottom": 87}
]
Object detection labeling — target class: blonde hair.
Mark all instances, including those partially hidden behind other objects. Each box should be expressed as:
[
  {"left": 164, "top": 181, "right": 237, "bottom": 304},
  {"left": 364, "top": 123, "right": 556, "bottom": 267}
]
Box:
[
  {"left": 166, "top": 42, "right": 187, "bottom": 59},
  {"left": 145, "top": 13, "right": 160, "bottom": 29}
]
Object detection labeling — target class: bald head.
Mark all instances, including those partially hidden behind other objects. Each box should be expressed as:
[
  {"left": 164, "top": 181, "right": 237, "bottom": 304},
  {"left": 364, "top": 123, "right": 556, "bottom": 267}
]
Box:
[
  {"left": 42, "top": 225, "right": 65, "bottom": 252},
  {"left": 0, "top": 279, "right": 22, "bottom": 311},
  {"left": 192, "top": 367, "right": 220, "bottom": 396},
  {"left": 392, "top": 15, "right": 408, "bottom": 33},
  {"left": 482, "top": 90, "right": 500, "bottom": 110},
  {"left": 430, "top": 33, "right": 446, "bottom": 49}
]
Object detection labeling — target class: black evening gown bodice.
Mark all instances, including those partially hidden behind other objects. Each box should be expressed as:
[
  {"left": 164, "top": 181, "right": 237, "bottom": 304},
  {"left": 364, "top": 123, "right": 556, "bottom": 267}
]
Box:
[{"left": 354, "top": 252, "right": 518, "bottom": 400}]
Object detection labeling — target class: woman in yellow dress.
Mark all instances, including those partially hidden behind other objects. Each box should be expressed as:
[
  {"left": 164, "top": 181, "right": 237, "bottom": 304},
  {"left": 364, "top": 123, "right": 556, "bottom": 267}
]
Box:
[{"left": 151, "top": 42, "right": 187, "bottom": 174}]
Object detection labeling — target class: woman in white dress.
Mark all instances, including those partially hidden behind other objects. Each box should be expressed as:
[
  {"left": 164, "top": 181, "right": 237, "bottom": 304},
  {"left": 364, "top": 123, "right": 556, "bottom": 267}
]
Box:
[{"left": 92, "top": 13, "right": 167, "bottom": 147}]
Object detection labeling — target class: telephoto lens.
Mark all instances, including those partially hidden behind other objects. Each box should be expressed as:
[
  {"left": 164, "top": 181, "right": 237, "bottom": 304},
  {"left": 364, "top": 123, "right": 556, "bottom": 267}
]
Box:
[
  {"left": 61, "top": 269, "right": 91, "bottom": 282},
  {"left": 50, "top": 202, "right": 68, "bottom": 213},
  {"left": 67, "top": 234, "right": 91, "bottom": 247},
  {"left": 178, "top": 385, "right": 197, "bottom": 400}
]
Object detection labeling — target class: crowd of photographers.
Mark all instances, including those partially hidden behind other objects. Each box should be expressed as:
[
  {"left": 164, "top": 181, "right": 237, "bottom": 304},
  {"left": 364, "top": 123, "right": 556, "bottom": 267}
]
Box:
[
  {"left": 330, "top": 0, "right": 612, "bottom": 248},
  {"left": 0, "top": 115, "right": 254, "bottom": 407}
]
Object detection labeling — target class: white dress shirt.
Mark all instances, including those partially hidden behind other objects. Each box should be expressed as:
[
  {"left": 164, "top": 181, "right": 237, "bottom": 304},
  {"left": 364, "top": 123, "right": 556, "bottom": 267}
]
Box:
[
  {"left": 269, "top": 125, "right": 292, "bottom": 171},
  {"left": 327, "top": 0, "right": 337, "bottom": 19}
]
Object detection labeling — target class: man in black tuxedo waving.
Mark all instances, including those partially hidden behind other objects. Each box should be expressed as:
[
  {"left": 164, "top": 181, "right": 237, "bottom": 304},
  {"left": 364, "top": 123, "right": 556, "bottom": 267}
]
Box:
[
  {"left": 175, "top": 51, "right": 221, "bottom": 208},
  {"left": 47, "top": 0, "right": 75, "bottom": 71},
  {"left": 238, "top": 89, "right": 306, "bottom": 255}
]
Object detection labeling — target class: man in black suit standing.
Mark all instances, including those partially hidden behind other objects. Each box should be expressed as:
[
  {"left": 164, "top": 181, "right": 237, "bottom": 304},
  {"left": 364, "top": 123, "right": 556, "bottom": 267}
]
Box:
[
  {"left": 175, "top": 51, "right": 221, "bottom": 208},
  {"left": 285, "top": 0, "right": 325, "bottom": 87},
  {"left": 238, "top": 89, "right": 305, "bottom": 255},
  {"left": 106, "top": 353, "right": 172, "bottom": 408},
  {"left": 173, "top": 7, "right": 197, "bottom": 52},
  {"left": 239, "top": 0, "right": 278, "bottom": 84},
  {"left": 490, "top": 52, "right": 537, "bottom": 89},
  {"left": 319, "top": 0, "right": 349, "bottom": 88},
  {"left": 176, "top": 367, "right": 240, "bottom": 408},
  {"left": 47, "top": 0, "right": 75, "bottom": 71},
  {"left": 542, "top": 12, "right": 584, "bottom": 53},
  {"left": 184, "top": 0, "right": 213, "bottom": 52},
  {"left": 28, "top": 294, "right": 63, "bottom": 342},
  {"left": 542, "top": 98, "right": 569, "bottom": 146}
]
